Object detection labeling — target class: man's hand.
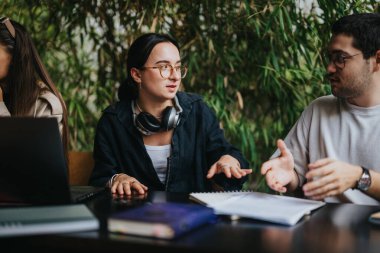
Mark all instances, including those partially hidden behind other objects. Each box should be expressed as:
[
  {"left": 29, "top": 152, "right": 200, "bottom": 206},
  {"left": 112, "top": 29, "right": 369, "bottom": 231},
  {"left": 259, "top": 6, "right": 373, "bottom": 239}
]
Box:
[
  {"left": 207, "top": 155, "right": 252, "bottom": 179},
  {"left": 0, "top": 86, "right": 3, "bottom": 101},
  {"left": 303, "top": 158, "right": 362, "bottom": 200},
  {"left": 261, "top": 139, "right": 297, "bottom": 193}
]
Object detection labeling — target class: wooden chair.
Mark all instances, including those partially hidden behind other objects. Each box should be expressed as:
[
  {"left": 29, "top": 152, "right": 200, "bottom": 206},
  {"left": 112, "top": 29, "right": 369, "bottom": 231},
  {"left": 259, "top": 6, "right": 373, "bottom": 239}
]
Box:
[{"left": 68, "top": 151, "right": 94, "bottom": 185}]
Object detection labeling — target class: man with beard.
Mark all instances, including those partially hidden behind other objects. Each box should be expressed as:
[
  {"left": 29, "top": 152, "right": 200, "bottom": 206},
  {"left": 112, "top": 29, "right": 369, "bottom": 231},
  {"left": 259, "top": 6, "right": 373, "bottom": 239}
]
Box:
[{"left": 261, "top": 13, "right": 380, "bottom": 205}]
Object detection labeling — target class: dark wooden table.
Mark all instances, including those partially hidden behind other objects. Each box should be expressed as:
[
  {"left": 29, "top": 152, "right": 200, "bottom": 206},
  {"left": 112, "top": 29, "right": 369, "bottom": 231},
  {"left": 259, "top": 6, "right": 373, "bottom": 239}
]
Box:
[{"left": 2, "top": 190, "right": 380, "bottom": 253}]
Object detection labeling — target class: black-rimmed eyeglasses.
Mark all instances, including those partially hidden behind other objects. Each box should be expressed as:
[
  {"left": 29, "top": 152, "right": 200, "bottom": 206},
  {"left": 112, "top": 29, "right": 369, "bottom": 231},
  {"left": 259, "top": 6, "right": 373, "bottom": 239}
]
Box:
[
  {"left": 141, "top": 64, "right": 188, "bottom": 79},
  {"left": 327, "top": 52, "right": 362, "bottom": 69},
  {"left": 0, "top": 17, "right": 16, "bottom": 39}
]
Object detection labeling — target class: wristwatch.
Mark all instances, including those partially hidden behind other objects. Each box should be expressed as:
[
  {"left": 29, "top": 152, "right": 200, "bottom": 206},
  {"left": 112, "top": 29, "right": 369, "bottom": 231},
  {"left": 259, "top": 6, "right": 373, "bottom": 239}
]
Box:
[{"left": 356, "top": 167, "right": 372, "bottom": 191}]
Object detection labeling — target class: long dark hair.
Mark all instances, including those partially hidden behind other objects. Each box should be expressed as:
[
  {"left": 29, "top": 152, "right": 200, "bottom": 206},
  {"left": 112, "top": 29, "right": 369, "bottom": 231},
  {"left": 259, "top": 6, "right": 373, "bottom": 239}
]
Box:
[
  {"left": 118, "top": 33, "right": 180, "bottom": 101},
  {"left": 0, "top": 18, "right": 69, "bottom": 162}
]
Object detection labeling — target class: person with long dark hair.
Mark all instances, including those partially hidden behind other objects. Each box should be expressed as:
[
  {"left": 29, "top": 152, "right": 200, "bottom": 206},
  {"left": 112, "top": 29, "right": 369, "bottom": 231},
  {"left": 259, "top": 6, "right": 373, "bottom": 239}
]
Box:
[
  {"left": 0, "top": 17, "right": 69, "bottom": 160},
  {"left": 90, "top": 33, "right": 251, "bottom": 195}
]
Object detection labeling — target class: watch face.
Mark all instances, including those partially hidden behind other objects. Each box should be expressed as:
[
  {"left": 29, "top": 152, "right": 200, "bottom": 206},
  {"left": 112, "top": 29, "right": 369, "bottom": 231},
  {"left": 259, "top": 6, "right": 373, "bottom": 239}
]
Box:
[
  {"left": 358, "top": 178, "right": 370, "bottom": 190},
  {"left": 358, "top": 168, "right": 371, "bottom": 191}
]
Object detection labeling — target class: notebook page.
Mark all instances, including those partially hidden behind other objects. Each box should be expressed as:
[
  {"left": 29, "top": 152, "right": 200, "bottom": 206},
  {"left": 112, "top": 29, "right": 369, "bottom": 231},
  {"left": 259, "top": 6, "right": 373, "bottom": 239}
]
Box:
[
  {"left": 189, "top": 191, "right": 247, "bottom": 205},
  {"left": 189, "top": 191, "right": 325, "bottom": 226}
]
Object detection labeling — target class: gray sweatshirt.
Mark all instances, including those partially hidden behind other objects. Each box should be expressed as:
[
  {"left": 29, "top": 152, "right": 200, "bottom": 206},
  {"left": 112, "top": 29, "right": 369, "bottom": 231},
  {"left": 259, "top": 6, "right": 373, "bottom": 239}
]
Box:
[{"left": 276, "top": 95, "right": 380, "bottom": 205}]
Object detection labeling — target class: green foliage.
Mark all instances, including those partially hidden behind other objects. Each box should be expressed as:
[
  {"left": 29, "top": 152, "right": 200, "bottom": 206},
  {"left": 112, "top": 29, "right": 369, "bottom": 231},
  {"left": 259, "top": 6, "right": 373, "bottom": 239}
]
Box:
[{"left": 0, "top": 0, "right": 378, "bottom": 191}]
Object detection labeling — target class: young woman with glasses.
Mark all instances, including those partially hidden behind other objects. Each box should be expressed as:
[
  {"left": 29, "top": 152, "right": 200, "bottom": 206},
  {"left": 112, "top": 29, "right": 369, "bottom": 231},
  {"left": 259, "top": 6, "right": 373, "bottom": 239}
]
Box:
[
  {"left": 90, "top": 33, "right": 251, "bottom": 195},
  {"left": 0, "top": 17, "right": 69, "bottom": 161}
]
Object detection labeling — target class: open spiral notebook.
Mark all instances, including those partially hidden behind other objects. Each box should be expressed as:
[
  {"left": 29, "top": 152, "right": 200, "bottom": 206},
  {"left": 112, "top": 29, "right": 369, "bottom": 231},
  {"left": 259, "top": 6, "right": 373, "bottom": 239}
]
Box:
[{"left": 189, "top": 191, "right": 326, "bottom": 226}]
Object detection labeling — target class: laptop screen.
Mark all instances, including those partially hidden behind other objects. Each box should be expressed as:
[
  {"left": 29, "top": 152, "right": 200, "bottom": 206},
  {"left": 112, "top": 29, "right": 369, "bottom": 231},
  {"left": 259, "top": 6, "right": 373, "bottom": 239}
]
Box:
[{"left": 0, "top": 117, "right": 72, "bottom": 205}]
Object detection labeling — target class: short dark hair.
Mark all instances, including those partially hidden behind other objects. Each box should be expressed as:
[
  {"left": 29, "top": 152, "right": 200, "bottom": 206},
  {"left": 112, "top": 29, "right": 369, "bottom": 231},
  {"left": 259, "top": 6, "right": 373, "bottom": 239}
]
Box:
[
  {"left": 118, "top": 33, "right": 180, "bottom": 100},
  {"left": 332, "top": 13, "right": 380, "bottom": 59}
]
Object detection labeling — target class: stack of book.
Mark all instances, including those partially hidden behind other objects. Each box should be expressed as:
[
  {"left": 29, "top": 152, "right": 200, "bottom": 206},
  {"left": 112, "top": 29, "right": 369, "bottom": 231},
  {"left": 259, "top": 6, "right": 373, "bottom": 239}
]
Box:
[
  {"left": 108, "top": 202, "right": 217, "bottom": 239},
  {"left": 0, "top": 204, "right": 99, "bottom": 237}
]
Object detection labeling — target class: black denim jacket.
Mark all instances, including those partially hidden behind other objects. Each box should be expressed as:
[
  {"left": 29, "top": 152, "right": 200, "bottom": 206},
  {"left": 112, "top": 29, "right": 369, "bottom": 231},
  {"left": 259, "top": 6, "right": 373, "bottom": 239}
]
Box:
[{"left": 90, "top": 92, "right": 250, "bottom": 193}]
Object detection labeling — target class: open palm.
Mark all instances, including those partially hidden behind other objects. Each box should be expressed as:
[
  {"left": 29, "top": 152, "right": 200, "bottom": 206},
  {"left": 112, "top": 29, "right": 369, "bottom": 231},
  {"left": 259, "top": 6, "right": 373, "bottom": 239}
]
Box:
[{"left": 261, "top": 139, "right": 295, "bottom": 193}]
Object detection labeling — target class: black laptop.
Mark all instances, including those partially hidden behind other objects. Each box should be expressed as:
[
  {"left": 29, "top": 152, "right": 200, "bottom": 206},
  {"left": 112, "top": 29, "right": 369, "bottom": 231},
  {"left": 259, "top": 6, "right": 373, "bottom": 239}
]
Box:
[{"left": 0, "top": 117, "right": 105, "bottom": 205}]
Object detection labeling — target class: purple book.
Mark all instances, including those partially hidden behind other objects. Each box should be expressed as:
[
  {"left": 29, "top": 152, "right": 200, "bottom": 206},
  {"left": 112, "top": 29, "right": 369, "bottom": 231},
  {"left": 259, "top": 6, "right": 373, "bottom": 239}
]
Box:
[{"left": 108, "top": 202, "right": 217, "bottom": 239}]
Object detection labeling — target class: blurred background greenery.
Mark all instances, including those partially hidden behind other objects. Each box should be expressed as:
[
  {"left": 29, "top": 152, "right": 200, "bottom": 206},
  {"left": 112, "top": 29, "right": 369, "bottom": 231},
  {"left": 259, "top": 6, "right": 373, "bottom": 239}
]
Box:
[{"left": 1, "top": 0, "right": 378, "bottom": 190}]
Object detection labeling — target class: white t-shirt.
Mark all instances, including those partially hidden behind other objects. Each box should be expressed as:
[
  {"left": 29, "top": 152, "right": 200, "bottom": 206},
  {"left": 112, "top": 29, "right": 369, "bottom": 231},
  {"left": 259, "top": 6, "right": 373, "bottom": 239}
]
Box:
[
  {"left": 145, "top": 144, "right": 171, "bottom": 184},
  {"left": 274, "top": 95, "right": 380, "bottom": 205}
]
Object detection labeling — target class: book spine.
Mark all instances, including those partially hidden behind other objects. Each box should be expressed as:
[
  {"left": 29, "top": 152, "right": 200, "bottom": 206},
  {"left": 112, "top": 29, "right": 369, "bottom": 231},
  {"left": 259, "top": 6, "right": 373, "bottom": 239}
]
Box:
[{"left": 170, "top": 209, "right": 216, "bottom": 237}]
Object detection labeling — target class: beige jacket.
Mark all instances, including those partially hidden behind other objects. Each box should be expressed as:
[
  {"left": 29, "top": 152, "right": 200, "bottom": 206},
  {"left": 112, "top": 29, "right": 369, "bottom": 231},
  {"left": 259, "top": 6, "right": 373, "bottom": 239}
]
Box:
[{"left": 0, "top": 87, "right": 63, "bottom": 136}]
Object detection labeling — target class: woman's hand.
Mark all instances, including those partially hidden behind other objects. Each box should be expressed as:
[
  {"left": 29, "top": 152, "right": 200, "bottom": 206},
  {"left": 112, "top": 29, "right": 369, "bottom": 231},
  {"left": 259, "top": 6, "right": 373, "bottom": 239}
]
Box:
[
  {"left": 207, "top": 155, "right": 252, "bottom": 179},
  {"left": 110, "top": 173, "right": 148, "bottom": 196}
]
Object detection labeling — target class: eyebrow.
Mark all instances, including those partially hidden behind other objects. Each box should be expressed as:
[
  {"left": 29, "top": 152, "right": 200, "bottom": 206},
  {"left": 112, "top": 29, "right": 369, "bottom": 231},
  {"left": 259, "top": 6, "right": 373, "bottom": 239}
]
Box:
[
  {"left": 329, "top": 49, "right": 349, "bottom": 55},
  {"left": 154, "top": 60, "right": 182, "bottom": 65}
]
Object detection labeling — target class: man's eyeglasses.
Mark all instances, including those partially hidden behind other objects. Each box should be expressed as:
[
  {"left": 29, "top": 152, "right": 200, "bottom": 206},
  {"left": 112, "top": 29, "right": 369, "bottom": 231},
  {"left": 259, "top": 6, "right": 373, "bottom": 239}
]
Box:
[
  {"left": 141, "top": 64, "right": 188, "bottom": 79},
  {"left": 327, "top": 52, "right": 361, "bottom": 69},
  {"left": 0, "top": 17, "right": 16, "bottom": 39}
]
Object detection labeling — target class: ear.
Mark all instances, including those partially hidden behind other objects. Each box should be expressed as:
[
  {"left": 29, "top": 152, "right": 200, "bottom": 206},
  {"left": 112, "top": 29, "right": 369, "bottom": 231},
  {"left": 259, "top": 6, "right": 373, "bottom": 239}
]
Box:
[
  {"left": 130, "top": 67, "right": 142, "bottom": 84},
  {"left": 372, "top": 50, "right": 380, "bottom": 72}
]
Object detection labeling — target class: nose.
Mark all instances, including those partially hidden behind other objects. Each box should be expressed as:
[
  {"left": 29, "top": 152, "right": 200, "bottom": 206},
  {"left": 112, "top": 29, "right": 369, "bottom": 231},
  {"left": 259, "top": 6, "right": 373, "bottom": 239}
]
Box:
[
  {"left": 169, "top": 67, "right": 181, "bottom": 80},
  {"left": 326, "top": 62, "right": 337, "bottom": 74}
]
